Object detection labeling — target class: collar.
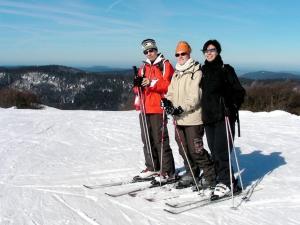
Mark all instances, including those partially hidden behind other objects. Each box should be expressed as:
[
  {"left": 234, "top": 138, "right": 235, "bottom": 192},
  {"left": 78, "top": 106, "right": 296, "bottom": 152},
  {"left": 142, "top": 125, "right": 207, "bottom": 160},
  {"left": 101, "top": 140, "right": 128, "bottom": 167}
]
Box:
[{"left": 144, "top": 53, "right": 165, "bottom": 65}]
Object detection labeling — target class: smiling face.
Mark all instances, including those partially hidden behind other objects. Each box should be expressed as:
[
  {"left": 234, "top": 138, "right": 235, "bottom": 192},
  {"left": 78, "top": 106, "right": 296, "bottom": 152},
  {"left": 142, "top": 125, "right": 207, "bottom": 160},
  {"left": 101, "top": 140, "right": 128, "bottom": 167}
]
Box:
[
  {"left": 144, "top": 48, "right": 158, "bottom": 62},
  {"left": 176, "top": 51, "right": 190, "bottom": 65},
  {"left": 204, "top": 44, "right": 218, "bottom": 62}
]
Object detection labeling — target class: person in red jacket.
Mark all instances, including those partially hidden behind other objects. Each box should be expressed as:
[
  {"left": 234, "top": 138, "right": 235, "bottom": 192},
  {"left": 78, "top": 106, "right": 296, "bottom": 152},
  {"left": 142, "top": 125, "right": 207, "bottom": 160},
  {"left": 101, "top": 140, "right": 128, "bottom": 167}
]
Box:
[{"left": 133, "top": 39, "right": 175, "bottom": 183}]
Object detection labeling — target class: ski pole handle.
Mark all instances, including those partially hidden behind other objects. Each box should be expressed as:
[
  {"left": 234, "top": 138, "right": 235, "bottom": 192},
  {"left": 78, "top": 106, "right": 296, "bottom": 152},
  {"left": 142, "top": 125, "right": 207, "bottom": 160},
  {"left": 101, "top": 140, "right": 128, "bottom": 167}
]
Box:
[
  {"left": 133, "top": 66, "right": 144, "bottom": 87},
  {"left": 132, "top": 66, "right": 138, "bottom": 77}
]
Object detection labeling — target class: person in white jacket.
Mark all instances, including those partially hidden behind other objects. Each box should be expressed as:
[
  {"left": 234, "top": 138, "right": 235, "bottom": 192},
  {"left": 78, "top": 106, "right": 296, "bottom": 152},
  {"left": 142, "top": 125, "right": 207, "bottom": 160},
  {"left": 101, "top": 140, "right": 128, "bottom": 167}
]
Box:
[{"left": 161, "top": 41, "right": 215, "bottom": 189}]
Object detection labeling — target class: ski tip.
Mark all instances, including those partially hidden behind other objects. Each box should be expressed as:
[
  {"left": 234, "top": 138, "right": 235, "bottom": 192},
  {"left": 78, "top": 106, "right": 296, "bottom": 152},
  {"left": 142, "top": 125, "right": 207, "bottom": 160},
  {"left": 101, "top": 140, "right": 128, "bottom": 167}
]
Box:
[
  {"left": 163, "top": 208, "right": 178, "bottom": 214},
  {"left": 128, "top": 192, "right": 137, "bottom": 197},
  {"left": 165, "top": 202, "right": 177, "bottom": 208},
  {"left": 105, "top": 192, "right": 116, "bottom": 197},
  {"left": 83, "top": 185, "right": 93, "bottom": 189}
]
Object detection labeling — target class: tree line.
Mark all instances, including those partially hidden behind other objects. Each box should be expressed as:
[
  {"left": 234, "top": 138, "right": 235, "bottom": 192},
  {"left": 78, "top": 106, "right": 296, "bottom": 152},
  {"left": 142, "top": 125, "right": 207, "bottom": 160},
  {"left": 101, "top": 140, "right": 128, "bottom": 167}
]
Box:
[
  {"left": 242, "top": 80, "right": 300, "bottom": 115},
  {"left": 0, "top": 67, "right": 299, "bottom": 115}
]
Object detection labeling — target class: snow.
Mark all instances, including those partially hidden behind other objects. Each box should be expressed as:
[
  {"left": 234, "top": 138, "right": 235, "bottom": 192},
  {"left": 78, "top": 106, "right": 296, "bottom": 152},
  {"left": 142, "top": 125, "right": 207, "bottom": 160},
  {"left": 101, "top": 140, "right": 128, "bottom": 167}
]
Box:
[{"left": 0, "top": 108, "right": 300, "bottom": 225}]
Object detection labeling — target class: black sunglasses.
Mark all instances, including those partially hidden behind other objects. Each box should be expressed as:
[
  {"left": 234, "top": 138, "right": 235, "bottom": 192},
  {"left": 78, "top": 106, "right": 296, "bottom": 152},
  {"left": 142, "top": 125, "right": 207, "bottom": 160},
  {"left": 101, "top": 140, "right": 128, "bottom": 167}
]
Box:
[
  {"left": 175, "top": 52, "right": 187, "bottom": 57},
  {"left": 143, "top": 48, "right": 156, "bottom": 55}
]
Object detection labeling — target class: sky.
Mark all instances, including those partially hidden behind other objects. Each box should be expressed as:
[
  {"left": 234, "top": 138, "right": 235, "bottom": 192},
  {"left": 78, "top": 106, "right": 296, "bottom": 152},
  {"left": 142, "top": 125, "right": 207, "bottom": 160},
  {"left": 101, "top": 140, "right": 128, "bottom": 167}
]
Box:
[{"left": 0, "top": 0, "right": 300, "bottom": 72}]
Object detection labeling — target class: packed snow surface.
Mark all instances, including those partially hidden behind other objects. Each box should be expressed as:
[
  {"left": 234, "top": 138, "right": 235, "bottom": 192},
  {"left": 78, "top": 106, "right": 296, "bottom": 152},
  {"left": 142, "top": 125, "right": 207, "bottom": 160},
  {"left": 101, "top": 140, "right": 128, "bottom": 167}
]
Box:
[{"left": 0, "top": 108, "right": 299, "bottom": 225}]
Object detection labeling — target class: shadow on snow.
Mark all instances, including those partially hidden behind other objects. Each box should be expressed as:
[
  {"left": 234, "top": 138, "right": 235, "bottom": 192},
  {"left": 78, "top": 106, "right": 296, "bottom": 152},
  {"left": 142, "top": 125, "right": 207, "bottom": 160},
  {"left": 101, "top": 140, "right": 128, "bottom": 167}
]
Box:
[{"left": 233, "top": 147, "right": 286, "bottom": 187}]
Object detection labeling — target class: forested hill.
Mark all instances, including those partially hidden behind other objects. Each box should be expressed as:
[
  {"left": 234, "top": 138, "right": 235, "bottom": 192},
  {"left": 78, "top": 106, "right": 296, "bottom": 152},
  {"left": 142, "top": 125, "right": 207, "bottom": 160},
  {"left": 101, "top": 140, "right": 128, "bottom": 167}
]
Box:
[
  {"left": 240, "top": 71, "right": 300, "bottom": 80},
  {"left": 0, "top": 65, "right": 134, "bottom": 110},
  {"left": 0, "top": 65, "right": 300, "bottom": 115}
]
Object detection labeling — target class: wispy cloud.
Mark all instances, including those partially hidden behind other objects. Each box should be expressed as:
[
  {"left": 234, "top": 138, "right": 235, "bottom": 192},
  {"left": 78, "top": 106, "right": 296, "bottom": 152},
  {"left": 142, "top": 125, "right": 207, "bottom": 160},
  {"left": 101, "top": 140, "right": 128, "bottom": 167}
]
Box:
[
  {"left": 0, "top": 20, "right": 138, "bottom": 39},
  {"left": 0, "top": 8, "right": 94, "bottom": 28},
  {"left": 106, "top": 0, "right": 124, "bottom": 13},
  {"left": 0, "top": 23, "right": 50, "bottom": 34},
  {"left": 0, "top": 0, "right": 142, "bottom": 29}
]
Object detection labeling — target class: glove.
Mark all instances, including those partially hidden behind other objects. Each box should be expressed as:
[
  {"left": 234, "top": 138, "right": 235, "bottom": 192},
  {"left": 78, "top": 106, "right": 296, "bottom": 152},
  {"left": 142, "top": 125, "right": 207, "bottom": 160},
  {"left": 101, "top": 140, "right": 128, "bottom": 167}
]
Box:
[
  {"left": 161, "top": 99, "right": 183, "bottom": 115},
  {"left": 133, "top": 76, "right": 143, "bottom": 87},
  {"left": 161, "top": 98, "right": 173, "bottom": 108},
  {"left": 224, "top": 105, "right": 231, "bottom": 117},
  {"left": 172, "top": 106, "right": 184, "bottom": 116},
  {"left": 161, "top": 98, "right": 174, "bottom": 115}
]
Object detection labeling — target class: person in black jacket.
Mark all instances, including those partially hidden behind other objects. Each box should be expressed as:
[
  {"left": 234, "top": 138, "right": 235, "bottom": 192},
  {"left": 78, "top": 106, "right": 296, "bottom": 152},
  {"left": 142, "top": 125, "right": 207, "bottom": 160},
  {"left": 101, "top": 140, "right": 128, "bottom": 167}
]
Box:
[{"left": 200, "top": 40, "right": 245, "bottom": 200}]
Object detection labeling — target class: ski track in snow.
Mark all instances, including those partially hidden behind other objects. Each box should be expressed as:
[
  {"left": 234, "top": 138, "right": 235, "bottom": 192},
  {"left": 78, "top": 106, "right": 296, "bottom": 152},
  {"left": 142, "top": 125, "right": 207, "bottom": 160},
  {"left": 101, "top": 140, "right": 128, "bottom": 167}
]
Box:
[
  {"left": 0, "top": 108, "right": 300, "bottom": 224},
  {"left": 53, "top": 194, "right": 101, "bottom": 225}
]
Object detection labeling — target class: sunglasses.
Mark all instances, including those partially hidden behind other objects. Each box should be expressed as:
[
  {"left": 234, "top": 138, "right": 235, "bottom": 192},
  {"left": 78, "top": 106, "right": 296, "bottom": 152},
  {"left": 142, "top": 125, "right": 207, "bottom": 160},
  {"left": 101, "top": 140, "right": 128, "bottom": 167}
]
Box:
[
  {"left": 143, "top": 48, "right": 156, "bottom": 55},
  {"left": 175, "top": 52, "right": 187, "bottom": 57},
  {"left": 203, "top": 48, "right": 217, "bottom": 54}
]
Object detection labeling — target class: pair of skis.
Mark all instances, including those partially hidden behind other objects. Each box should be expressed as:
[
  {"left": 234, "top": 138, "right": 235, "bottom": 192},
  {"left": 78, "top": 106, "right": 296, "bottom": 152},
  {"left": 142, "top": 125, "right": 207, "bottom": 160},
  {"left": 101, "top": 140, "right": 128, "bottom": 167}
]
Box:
[
  {"left": 84, "top": 178, "right": 261, "bottom": 214},
  {"left": 164, "top": 184, "right": 262, "bottom": 214},
  {"left": 83, "top": 176, "right": 154, "bottom": 189},
  {"left": 83, "top": 176, "right": 176, "bottom": 197},
  {"left": 164, "top": 191, "right": 243, "bottom": 214}
]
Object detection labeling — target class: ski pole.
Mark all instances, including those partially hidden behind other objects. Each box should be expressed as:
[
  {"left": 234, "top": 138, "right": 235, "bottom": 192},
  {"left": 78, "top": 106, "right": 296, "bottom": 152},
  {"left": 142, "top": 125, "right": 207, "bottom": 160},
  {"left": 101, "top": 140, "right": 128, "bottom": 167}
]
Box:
[
  {"left": 173, "top": 118, "right": 202, "bottom": 195},
  {"left": 159, "top": 110, "right": 166, "bottom": 186},
  {"left": 133, "top": 66, "right": 155, "bottom": 171},
  {"left": 225, "top": 116, "right": 244, "bottom": 192},
  {"left": 224, "top": 116, "right": 235, "bottom": 208},
  {"left": 138, "top": 88, "right": 155, "bottom": 171}
]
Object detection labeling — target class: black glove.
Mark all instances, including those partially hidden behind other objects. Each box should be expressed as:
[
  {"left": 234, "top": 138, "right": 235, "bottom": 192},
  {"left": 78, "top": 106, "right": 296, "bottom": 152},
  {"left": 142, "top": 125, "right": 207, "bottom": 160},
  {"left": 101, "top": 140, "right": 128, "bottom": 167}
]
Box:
[
  {"left": 172, "top": 106, "right": 184, "bottom": 116},
  {"left": 224, "top": 105, "right": 231, "bottom": 117},
  {"left": 133, "top": 76, "right": 143, "bottom": 87},
  {"left": 161, "top": 98, "right": 174, "bottom": 114},
  {"left": 161, "top": 98, "right": 184, "bottom": 115},
  {"left": 161, "top": 98, "right": 173, "bottom": 108}
]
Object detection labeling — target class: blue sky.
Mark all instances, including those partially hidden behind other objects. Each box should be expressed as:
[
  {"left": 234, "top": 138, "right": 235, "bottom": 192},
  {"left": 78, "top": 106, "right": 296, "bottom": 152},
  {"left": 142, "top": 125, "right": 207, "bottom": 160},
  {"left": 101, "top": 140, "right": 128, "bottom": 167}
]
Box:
[{"left": 0, "top": 0, "right": 300, "bottom": 72}]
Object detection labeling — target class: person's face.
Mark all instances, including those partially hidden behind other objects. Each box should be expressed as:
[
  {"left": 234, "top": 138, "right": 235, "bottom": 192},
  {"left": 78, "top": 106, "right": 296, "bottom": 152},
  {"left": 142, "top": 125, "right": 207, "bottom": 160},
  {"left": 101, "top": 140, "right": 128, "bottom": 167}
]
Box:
[
  {"left": 204, "top": 44, "right": 218, "bottom": 62},
  {"left": 144, "top": 48, "right": 158, "bottom": 61},
  {"left": 175, "top": 51, "right": 190, "bottom": 65}
]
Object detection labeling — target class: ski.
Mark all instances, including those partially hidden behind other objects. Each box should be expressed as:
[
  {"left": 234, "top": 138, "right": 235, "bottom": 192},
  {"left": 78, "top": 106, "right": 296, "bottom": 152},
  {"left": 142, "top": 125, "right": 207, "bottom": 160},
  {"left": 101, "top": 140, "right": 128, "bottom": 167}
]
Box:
[
  {"left": 83, "top": 176, "right": 154, "bottom": 189},
  {"left": 164, "top": 194, "right": 233, "bottom": 214},
  {"left": 128, "top": 177, "right": 179, "bottom": 197},
  {"left": 105, "top": 182, "right": 153, "bottom": 197},
  {"left": 105, "top": 178, "right": 178, "bottom": 197},
  {"left": 165, "top": 194, "right": 209, "bottom": 208},
  {"left": 164, "top": 186, "right": 262, "bottom": 214},
  {"left": 165, "top": 181, "right": 261, "bottom": 209},
  {"left": 144, "top": 188, "right": 203, "bottom": 202},
  {"left": 144, "top": 192, "right": 180, "bottom": 202},
  {"left": 165, "top": 188, "right": 233, "bottom": 208},
  {"left": 83, "top": 181, "right": 127, "bottom": 189}
]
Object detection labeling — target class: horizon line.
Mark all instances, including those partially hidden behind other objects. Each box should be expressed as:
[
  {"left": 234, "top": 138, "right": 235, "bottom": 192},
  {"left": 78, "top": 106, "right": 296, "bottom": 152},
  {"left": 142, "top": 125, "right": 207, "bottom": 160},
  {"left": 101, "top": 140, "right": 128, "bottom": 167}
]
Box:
[{"left": 1, "top": 64, "right": 300, "bottom": 75}]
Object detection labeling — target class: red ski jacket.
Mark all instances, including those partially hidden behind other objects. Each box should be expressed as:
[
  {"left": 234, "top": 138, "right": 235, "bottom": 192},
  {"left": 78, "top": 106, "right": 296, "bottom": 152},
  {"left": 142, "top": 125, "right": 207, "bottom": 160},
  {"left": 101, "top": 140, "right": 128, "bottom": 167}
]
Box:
[{"left": 134, "top": 54, "right": 174, "bottom": 114}]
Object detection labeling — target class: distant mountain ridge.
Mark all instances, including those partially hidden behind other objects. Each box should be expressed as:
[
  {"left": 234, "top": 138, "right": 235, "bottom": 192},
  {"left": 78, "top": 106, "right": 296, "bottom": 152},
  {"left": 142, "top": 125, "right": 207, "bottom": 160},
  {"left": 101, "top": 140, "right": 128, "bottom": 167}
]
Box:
[
  {"left": 0, "top": 65, "right": 85, "bottom": 75},
  {"left": 241, "top": 71, "right": 300, "bottom": 80},
  {"left": 0, "top": 65, "right": 133, "bottom": 76},
  {"left": 78, "top": 66, "right": 127, "bottom": 72}
]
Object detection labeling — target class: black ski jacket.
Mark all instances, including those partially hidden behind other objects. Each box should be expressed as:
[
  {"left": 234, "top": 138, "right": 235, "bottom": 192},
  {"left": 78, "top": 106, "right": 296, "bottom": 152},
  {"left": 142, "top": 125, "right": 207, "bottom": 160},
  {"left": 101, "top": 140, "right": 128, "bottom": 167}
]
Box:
[{"left": 201, "top": 55, "right": 242, "bottom": 125}]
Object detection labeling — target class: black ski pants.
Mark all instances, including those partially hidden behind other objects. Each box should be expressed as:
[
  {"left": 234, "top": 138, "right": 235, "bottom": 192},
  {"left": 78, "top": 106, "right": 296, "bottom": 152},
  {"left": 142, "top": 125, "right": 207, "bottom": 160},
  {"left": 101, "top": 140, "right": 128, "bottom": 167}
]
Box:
[
  {"left": 205, "top": 119, "right": 235, "bottom": 187},
  {"left": 139, "top": 113, "right": 175, "bottom": 176},
  {"left": 175, "top": 124, "right": 215, "bottom": 183}
]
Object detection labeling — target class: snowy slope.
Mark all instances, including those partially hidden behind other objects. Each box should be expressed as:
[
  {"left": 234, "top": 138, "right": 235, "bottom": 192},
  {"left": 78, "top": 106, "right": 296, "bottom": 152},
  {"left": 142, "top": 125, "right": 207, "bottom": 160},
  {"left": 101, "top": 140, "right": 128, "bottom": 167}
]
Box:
[{"left": 0, "top": 108, "right": 299, "bottom": 225}]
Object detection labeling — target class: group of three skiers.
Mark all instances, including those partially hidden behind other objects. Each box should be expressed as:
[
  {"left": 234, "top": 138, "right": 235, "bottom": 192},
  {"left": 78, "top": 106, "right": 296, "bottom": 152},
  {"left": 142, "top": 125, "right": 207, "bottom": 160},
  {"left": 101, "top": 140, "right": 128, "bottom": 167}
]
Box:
[{"left": 133, "top": 38, "right": 245, "bottom": 200}]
